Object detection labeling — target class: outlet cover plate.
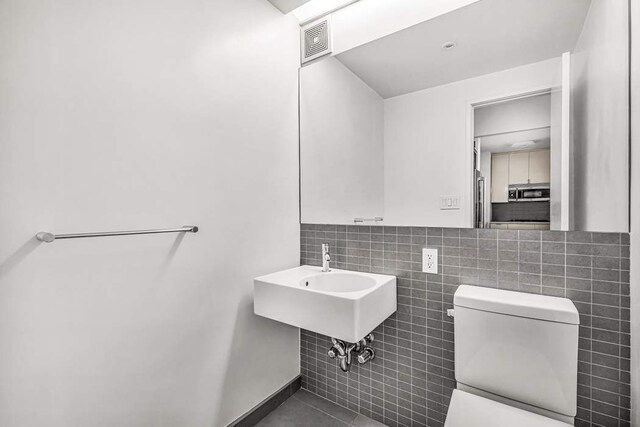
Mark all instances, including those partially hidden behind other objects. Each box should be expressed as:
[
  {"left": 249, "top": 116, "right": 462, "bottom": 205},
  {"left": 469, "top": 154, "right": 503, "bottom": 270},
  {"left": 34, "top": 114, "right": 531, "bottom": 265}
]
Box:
[
  {"left": 422, "top": 248, "right": 438, "bottom": 274},
  {"left": 440, "top": 196, "right": 460, "bottom": 210}
]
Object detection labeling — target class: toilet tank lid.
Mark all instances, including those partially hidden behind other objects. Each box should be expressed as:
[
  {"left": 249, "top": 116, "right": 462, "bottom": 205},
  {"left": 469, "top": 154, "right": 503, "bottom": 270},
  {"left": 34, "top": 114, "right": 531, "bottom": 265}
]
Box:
[{"left": 454, "top": 285, "right": 579, "bottom": 325}]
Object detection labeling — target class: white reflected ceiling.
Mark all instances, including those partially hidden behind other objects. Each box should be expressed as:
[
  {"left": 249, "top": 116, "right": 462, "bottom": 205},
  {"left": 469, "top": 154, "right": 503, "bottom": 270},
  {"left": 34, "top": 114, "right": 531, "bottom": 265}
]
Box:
[
  {"left": 336, "top": 0, "right": 592, "bottom": 98},
  {"left": 479, "top": 128, "right": 551, "bottom": 153}
]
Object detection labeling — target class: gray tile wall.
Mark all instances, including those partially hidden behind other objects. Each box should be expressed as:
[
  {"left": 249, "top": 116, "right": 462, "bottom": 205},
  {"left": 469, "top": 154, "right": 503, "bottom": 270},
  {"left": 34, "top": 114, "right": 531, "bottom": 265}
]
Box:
[{"left": 299, "top": 224, "right": 631, "bottom": 427}]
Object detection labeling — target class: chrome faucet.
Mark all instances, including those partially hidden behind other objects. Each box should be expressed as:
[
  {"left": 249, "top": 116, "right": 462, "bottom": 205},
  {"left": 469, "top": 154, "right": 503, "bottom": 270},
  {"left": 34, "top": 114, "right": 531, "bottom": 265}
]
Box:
[{"left": 321, "top": 244, "right": 331, "bottom": 272}]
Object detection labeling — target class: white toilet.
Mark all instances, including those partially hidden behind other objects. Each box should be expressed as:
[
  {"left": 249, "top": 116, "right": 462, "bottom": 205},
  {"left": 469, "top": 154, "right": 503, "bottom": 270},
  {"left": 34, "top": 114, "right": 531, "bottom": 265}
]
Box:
[{"left": 445, "top": 285, "right": 580, "bottom": 427}]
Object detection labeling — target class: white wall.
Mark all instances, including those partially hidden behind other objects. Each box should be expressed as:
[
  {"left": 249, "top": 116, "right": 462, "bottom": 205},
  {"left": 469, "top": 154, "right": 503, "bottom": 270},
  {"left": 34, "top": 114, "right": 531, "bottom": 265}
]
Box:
[
  {"left": 0, "top": 1, "right": 300, "bottom": 426},
  {"left": 383, "top": 58, "right": 560, "bottom": 227},
  {"left": 571, "top": 0, "right": 629, "bottom": 232},
  {"left": 630, "top": 0, "right": 639, "bottom": 425},
  {"left": 474, "top": 94, "right": 550, "bottom": 137},
  {"left": 330, "top": 0, "right": 480, "bottom": 54},
  {"left": 550, "top": 81, "right": 564, "bottom": 230},
  {"left": 268, "top": 0, "right": 310, "bottom": 14},
  {"left": 300, "top": 57, "right": 384, "bottom": 224}
]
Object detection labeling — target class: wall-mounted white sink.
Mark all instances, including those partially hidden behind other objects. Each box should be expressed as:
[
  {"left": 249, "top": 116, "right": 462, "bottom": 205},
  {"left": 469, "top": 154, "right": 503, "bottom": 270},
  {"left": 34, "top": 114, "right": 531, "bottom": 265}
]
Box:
[{"left": 254, "top": 266, "right": 397, "bottom": 343}]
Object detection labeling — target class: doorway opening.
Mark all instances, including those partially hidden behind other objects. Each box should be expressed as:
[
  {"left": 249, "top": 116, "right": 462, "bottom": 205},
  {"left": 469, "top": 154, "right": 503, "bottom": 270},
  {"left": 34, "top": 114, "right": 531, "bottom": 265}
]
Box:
[{"left": 472, "top": 91, "right": 554, "bottom": 230}]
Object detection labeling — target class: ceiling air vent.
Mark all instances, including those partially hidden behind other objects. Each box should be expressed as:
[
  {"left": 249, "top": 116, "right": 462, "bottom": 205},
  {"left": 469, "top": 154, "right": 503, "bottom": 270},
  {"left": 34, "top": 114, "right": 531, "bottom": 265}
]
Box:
[{"left": 301, "top": 17, "right": 332, "bottom": 64}]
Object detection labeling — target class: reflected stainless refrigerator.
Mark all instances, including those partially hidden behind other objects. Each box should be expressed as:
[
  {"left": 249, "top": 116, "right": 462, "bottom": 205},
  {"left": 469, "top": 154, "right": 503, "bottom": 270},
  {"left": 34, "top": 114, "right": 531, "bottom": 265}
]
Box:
[{"left": 475, "top": 169, "right": 486, "bottom": 228}]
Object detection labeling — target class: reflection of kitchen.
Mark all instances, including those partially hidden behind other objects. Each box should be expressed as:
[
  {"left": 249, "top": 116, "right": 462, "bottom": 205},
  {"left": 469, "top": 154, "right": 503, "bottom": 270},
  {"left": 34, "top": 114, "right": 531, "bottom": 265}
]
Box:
[{"left": 474, "top": 93, "right": 552, "bottom": 230}]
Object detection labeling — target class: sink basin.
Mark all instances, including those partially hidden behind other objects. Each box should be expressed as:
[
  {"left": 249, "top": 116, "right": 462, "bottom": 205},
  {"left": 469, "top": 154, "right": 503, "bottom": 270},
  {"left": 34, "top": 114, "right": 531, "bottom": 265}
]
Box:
[
  {"left": 301, "top": 272, "right": 376, "bottom": 293},
  {"left": 254, "top": 266, "right": 397, "bottom": 343}
]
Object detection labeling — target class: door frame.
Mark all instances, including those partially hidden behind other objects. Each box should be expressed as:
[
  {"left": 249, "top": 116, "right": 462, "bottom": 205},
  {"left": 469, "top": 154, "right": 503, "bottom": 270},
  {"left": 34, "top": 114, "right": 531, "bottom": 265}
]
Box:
[{"left": 465, "top": 86, "right": 554, "bottom": 229}]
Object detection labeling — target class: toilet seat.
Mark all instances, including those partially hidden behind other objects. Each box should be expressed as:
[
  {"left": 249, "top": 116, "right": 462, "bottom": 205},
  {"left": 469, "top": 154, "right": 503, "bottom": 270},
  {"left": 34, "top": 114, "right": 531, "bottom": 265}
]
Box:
[{"left": 444, "top": 390, "right": 573, "bottom": 427}]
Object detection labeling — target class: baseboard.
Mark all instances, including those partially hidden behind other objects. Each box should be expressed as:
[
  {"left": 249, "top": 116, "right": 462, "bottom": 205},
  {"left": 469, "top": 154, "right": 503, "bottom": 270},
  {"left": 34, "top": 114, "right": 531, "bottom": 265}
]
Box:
[{"left": 227, "top": 375, "right": 302, "bottom": 427}]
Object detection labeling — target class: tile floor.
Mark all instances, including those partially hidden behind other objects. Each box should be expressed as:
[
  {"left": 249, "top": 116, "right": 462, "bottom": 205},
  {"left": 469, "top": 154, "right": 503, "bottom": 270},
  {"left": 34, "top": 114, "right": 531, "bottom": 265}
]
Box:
[{"left": 257, "top": 389, "right": 387, "bottom": 427}]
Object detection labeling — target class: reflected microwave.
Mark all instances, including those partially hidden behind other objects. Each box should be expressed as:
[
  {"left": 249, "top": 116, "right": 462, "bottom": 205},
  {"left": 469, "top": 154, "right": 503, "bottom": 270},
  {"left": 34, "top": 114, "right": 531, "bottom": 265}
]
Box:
[{"left": 508, "top": 184, "right": 550, "bottom": 202}]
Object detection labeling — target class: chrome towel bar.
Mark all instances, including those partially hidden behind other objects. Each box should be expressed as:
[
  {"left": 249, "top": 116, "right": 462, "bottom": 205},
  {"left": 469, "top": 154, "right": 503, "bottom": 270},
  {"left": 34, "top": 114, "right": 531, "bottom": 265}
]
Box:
[
  {"left": 36, "top": 225, "right": 199, "bottom": 243},
  {"left": 353, "top": 217, "right": 383, "bottom": 224}
]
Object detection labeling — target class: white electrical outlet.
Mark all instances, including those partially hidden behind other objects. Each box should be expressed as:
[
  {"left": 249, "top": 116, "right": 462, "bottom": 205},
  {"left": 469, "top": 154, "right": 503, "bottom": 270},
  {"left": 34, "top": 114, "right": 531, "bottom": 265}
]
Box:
[{"left": 422, "top": 248, "right": 438, "bottom": 274}]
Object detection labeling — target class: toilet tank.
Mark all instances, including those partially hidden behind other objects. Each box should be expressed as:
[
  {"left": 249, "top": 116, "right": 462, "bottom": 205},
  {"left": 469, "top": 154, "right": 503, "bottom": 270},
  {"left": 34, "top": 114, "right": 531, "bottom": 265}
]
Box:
[{"left": 454, "top": 285, "right": 579, "bottom": 417}]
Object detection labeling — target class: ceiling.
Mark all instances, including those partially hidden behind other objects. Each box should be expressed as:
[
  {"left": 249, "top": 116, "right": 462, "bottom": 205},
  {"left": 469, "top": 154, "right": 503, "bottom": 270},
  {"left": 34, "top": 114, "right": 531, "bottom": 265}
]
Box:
[
  {"left": 266, "top": 0, "right": 312, "bottom": 14},
  {"left": 336, "top": 0, "right": 592, "bottom": 99},
  {"left": 479, "top": 128, "right": 551, "bottom": 153}
]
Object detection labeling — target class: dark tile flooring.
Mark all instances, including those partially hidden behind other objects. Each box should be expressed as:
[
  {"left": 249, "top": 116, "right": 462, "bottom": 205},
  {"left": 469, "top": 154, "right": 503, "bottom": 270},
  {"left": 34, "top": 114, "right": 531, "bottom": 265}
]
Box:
[{"left": 257, "top": 389, "right": 387, "bottom": 427}]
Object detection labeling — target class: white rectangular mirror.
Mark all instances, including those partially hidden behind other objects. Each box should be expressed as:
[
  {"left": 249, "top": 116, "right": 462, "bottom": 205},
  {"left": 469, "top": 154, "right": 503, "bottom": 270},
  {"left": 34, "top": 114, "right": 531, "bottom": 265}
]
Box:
[{"left": 300, "top": 0, "right": 630, "bottom": 232}]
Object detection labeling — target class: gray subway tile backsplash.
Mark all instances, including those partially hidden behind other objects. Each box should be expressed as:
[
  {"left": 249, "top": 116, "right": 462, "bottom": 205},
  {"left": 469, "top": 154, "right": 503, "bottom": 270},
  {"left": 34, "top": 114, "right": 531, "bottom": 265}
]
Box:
[{"left": 299, "top": 224, "right": 631, "bottom": 427}]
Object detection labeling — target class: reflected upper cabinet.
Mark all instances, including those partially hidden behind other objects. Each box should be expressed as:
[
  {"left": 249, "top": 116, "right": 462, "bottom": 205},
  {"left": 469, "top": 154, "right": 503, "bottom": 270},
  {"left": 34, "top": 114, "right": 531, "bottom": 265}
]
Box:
[{"left": 299, "top": 0, "right": 630, "bottom": 232}]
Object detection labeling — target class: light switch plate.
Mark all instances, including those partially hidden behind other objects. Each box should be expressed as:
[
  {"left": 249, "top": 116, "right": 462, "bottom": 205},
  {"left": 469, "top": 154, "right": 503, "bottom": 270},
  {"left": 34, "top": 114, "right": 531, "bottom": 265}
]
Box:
[
  {"left": 422, "top": 248, "right": 438, "bottom": 274},
  {"left": 440, "top": 196, "right": 460, "bottom": 210}
]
